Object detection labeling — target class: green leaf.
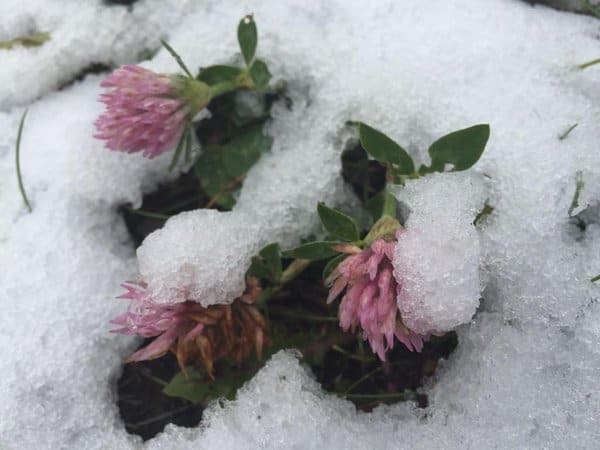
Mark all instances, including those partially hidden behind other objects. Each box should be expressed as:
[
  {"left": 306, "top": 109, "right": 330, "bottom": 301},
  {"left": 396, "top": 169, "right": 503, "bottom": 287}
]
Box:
[
  {"left": 317, "top": 203, "right": 359, "bottom": 242},
  {"left": 238, "top": 15, "right": 257, "bottom": 66},
  {"left": 358, "top": 123, "right": 414, "bottom": 174},
  {"left": 162, "top": 368, "right": 206, "bottom": 404},
  {"left": 160, "top": 39, "right": 193, "bottom": 78},
  {"left": 322, "top": 253, "right": 347, "bottom": 281},
  {"left": 163, "top": 368, "right": 249, "bottom": 404},
  {"left": 249, "top": 243, "right": 282, "bottom": 282},
  {"left": 221, "top": 125, "right": 272, "bottom": 178},
  {"left": 194, "top": 125, "right": 272, "bottom": 210},
  {"left": 364, "top": 190, "right": 397, "bottom": 221},
  {"left": 249, "top": 59, "right": 271, "bottom": 89},
  {"left": 285, "top": 241, "right": 340, "bottom": 260},
  {"left": 197, "top": 65, "right": 244, "bottom": 86},
  {"left": 427, "top": 124, "right": 490, "bottom": 172},
  {"left": 194, "top": 147, "right": 237, "bottom": 209}
]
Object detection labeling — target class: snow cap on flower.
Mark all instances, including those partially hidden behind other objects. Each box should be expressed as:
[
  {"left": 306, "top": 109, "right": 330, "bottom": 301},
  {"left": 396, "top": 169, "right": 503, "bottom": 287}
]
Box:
[
  {"left": 326, "top": 232, "right": 426, "bottom": 361},
  {"left": 94, "top": 65, "right": 210, "bottom": 158},
  {"left": 390, "top": 173, "right": 483, "bottom": 335}
]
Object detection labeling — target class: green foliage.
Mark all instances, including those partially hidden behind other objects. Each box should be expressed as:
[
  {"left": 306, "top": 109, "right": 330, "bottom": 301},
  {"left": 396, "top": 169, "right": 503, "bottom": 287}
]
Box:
[
  {"left": 221, "top": 125, "right": 272, "bottom": 177},
  {"left": 197, "top": 65, "right": 244, "bottom": 86},
  {"left": 238, "top": 15, "right": 258, "bottom": 66},
  {"left": 349, "top": 122, "right": 490, "bottom": 193},
  {"left": 285, "top": 241, "right": 341, "bottom": 260},
  {"left": 425, "top": 124, "right": 490, "bottom": 173},
  {"left": 249, "top": 243, "right": 283, "bottom": 283},
  {"left": 358, "top": 123, "right": 415, "bottom": 175},
  {"left": 249, "top": 59, "right": 271, "bottom": 89},
  {"left": 317, "top": 203, "right": 360, "bottom": 242},
  {"left": 365, "top": 190, "right": 397, "bottom": 221},
  {"left": 163, "top": 367, "right": 251, "bottom": 404},
  {"left": 195, "top": 125, "right": 272, "bottom": 208},
  {"left": 160, "top": 39, "right": 193, "bottom": 78}
]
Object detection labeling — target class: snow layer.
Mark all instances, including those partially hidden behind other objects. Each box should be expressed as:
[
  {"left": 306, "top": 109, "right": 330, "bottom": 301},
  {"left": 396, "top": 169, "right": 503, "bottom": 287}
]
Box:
[
  {"left": 1, "top": 0, "right": 600, "bottom": 449},
  {"left": 393, "top": 173, "right": 484, "bottom": 335}
]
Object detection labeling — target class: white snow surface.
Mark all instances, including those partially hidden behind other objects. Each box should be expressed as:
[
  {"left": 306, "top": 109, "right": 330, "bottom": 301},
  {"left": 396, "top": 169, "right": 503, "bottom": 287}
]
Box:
[
  {"left": 392, "top": 173, "right": 484, "bottom": 335},
  {"left": 1, "top": 0, "right": 600, "bottom": 448}
]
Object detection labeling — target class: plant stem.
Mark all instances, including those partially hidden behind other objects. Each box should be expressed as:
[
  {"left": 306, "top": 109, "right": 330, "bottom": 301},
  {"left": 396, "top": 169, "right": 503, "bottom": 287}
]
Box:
[
  {"left": 577, "top": 58, "right": 600, "bottom": 70},
  {"left": 332, "top": 345, "right": 374, "bottom": 362},
  {"left": 344, "top": 365, "right": 383, "bottom": 393},
  {"left": 280, "top": 259, "right": 311, "bottom": 284},
  {"left": 124, "top": 206, "right": 170, "bottom": 220},
  {"left": 591, "top": 274, "right": 600, "bottom": 283},
  {"left": 204, "top": 174, "right": 246, "bottom": 208},
  {"left": 15, "top": 109, "right": 32, "bottom": 213},
  {"left": 0, "top": 32, "right": 50, "bottom": 50},
  {"left": 559, "top": 123, "right": 578, "bottom": 141}
]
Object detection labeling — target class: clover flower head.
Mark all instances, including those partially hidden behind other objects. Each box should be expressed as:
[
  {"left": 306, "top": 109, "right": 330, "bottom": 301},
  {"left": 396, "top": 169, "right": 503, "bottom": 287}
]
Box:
[
  {"left": 326, "top": 234, "right": 426, "bottom": 361},
  {"left": 111, "top": 278, "right": 266, "bottom": 376},
  {"left": 95, "top": 65, "right": 209, "bottom": 158}
]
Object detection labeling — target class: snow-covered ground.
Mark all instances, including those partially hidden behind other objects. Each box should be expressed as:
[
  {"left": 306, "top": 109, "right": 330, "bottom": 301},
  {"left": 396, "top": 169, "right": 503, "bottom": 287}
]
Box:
[{"left": 1, "top": 0, "right": 599, "bottom": 448}]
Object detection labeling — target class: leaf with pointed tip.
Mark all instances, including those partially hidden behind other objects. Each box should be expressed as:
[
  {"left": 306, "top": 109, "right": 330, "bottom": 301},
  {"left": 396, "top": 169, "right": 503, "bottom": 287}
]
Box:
[
  {"left": 160, "top": 39, "right": 193, "bottom": 78},
  {"left": 358, "top": 123, "right": 414, "bottom": 174},
  {"left": 427, "top": 124, "right": 490, "bottom": 172},
  {"left": 317, "top": 203, "right": 359, "bottom": 242},
  {"left": 248, "top": 242, "right": 282, "bottom": 282}
]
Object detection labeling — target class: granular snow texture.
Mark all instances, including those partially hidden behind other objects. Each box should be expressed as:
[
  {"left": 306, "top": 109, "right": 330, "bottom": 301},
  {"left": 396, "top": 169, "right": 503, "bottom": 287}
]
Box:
[{"left": 0, "top": 0, "right": 599, "bottom": 448}]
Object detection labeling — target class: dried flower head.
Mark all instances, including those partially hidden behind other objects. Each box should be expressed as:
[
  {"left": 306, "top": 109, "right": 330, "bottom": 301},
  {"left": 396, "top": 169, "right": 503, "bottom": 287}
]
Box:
[
  {"left": 111, "top": 277, "right": 267, "bottom": 377},
  {"left": 326, "top": 233, "right": 426, "bottom": 361},
  {"left": 94, "top": 65, "right": 210, "bottom": 158}
]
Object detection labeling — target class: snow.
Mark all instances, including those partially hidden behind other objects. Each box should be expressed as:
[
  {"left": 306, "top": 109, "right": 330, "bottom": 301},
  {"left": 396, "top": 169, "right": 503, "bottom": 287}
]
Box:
[
  {"left": 1, "top": 0, "right": 600, "bottom": 448},
  {"left": 392, "top": 173, "right": 485, "bottom": 335}
]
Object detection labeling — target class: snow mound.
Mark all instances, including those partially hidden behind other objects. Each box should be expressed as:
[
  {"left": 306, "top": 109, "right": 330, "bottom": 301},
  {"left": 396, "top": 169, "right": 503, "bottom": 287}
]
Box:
[{"left": 393, "top": 173, "right": 485, "bottom": 335}]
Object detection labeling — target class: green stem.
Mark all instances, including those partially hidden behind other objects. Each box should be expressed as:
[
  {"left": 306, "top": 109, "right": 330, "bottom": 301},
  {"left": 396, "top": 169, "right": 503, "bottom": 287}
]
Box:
[
  {"left": 256, "top": 259, "right": 311, "bottom": 306},
  {"left": 15, "top": 109, "right": 32, "bottom": 213},
  {"left": 344, "top": 365, "right": 383, "bottom": 393},
  {"left": 124, "top": 206, "right": 170, "bottom": 220},
  {"left": 0, "top": 31, "right": 50, "bottom": 50},
  {"left": 577, "top": 58, "right": 600, "bottom": 70},
  {"left": 280, "top": 259, "right": 311, "bottom": 284},
  {"left": 208, "top": 71, "right": 255, "bottom": 98},
  {"left": 559, "top": 123, "right": 578, "bottom": 141},
  {"left": 332, "top": 345, "right": 375, "bottom": 363},
  {"left": 591, "top": 274, "right": 600, "bottom": 283}
]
